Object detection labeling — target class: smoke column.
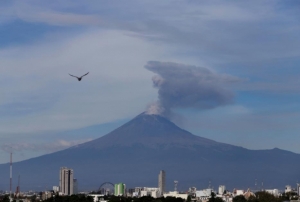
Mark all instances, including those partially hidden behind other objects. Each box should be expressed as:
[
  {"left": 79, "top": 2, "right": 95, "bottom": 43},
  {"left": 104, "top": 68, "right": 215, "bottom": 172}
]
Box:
[{"left": 144, "top": 61, "right": 240, "bottom": 117}]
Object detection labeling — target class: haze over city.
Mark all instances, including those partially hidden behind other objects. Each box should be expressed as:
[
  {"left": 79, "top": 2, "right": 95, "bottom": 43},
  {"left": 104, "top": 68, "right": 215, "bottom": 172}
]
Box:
[{"left": 0, "top": 0, "right": 300, "bottom": 167}]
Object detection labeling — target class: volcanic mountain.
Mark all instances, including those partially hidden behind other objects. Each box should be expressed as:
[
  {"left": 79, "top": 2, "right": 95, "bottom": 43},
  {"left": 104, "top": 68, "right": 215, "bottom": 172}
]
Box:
[{"left": 1, "top": 113, "right": 300, "bottom": 191}]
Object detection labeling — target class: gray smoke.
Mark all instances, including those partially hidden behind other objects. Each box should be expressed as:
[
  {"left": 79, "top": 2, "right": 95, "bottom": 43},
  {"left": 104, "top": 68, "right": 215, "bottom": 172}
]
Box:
[{"left": 145, "top": 61, "right": 240, "bottom": 117}]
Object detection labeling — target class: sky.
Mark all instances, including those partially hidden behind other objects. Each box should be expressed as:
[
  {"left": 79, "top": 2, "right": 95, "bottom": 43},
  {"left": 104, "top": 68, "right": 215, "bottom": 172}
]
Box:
[{"left": 0, "top": 0, "right": 300, "bottom": 163}]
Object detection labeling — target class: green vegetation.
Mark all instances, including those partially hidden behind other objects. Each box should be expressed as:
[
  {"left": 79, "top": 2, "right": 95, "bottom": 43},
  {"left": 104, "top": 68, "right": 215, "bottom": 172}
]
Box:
[
  {"left": 107, "top": 196, "right": 185, "bottom": 202},
  {"left": 232, "top": 191, "right": 299, "bottom": 202},
  {"left": 3, "top": 191, "right": 298, "bottom": 202},
  {"left": 43, "top": 194, "right": 93, "bottom": 202},
  {"left": 233, "top": 195, "right": 246, "bottom": 202},
  {"left": 40, "top": 194, "right": 185, "bottom": 202},
  {"left": 209, "top": 192, "right": 224, "bottom": 202},
  {"left": 0, "top": 195, "right": 10, "bottom": 202}
]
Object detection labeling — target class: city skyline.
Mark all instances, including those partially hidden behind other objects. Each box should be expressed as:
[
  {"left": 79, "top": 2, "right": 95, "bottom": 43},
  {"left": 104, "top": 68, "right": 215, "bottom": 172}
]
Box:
[{"left": 0, "top": 1, "right": 300, "bottom": 165}]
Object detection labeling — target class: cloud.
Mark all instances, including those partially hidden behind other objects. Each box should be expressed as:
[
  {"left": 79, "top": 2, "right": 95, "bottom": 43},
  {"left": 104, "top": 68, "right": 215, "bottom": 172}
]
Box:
[
  {"left": 18, "top": 10, "right": 102, "bottom": 26},
  {"left": 145, "top": 61, "right": 241, "bottom": 117},
  {"left": 1, "top": 139, "right": 93, "bottom": 153},
  {"left": 0, "top": 29, "right": 163, "bottom": 134},
  {"left": 0, "top": 1, "right": 102, "bottom": 26}
]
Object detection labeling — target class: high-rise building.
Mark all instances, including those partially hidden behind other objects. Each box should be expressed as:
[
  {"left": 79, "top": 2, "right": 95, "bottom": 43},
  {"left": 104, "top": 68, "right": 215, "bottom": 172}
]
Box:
[
  {"left": 59, "top": 167, "right": 74, "bottom": 195},
  {"left": 114, "top": 183, "right": 125, "bottom": 196},
  {"left": 73, "top": 179, "right": 78, "bottom": 194},
  {"left": 158, "top": 170, "right": 165, "bottom": 196}
]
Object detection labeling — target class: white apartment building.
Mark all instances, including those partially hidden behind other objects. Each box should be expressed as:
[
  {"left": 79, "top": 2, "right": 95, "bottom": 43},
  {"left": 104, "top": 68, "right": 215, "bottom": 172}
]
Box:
[
  {"left": 285, "top": 185, "right": 292, "bottom": 193},
  {"left": 196, "top": 188, "right": 212, "bottom": 200},
  {"left": 164, "top": 191, "right": 188, "bottom": 200},
  {"left": 219, "top": 185, "right": 226, "bottom": 194},
  {"left": 140, "top": 187, "right": 159, "bottom": 198},
  {"left": 59, "top": 167, "right": 74, "bottom": 196},
  {"left": 265, "top": 189, "right": 279, "bottom": 197}
]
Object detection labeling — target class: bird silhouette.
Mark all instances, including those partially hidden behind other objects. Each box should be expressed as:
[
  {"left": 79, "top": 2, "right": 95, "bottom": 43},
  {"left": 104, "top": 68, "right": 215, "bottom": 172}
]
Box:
[{"left": 69, "top": 72, "right": 89, "bottom": 81}]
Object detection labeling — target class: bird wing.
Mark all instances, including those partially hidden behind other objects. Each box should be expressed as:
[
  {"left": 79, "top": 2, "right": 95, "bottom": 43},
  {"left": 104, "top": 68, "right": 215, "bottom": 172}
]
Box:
[
  {"left": 69, "top": 74, "right": 79, "bottom": 78},
  {"left": 81, "top": 72, "right": 89, "bottom": 77}
]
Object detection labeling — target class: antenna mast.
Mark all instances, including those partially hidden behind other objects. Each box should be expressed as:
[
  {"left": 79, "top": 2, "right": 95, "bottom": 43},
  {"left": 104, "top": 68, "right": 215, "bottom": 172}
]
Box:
[
  {"left": 10, "top": 152, "right": 12, "bottom": 199},
  {"left": 174, "top": 181, "right": 178, "bottom": 192},
  {"left": 16, "top": 174, "right": 20, "bottom": 197},
  {"left": 255, "top": 179, "right": 257, "bottom": 191}
]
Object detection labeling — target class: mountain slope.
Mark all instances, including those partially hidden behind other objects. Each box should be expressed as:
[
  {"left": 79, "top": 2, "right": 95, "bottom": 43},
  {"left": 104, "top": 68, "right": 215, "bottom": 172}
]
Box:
[
  {"left": 79, "top": 113, "right": 227, "bottom": 149},
  {"left": 0, "top": 113, "right": 299, "bottom": 191}
]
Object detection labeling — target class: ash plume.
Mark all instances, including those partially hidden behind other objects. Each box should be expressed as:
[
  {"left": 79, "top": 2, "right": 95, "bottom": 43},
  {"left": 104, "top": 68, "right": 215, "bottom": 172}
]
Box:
[{"left": 145, "top": 61, "right": 240, "bottom": 117}]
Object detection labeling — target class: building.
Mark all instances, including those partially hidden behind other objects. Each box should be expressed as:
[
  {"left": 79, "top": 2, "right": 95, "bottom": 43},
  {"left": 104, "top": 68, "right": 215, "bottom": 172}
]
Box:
[
  {"left": 139, "top": 187, "right": 160, "bottom": 198},
  {"left": 158, "top": 170, "right": 166, "bottom": 196},
  {"left": 164, "top": 191, "right": 188, "bottom": 200},
  {"left": 196, "top": 188, "right": 212, "bottom": 200},
  {"left": 233, "top": 189, "right": 244, "bottom": 197},
  {"left": 53, "top": 186, "right": 59, "bottom": 193},
  {"left": 265, "top": 189, "right": 279, "bottom": 197},
  {"left": 73, "top": 179, "right": 78, "bottom": 194},
  {"left": 114, "top": 183, "right": 125, "bottom": 196},
  {"left": 286, "top": 185, "right": 292, "bottom": 193},
  {"left": 297, "top": 184, "right": 300, "bottom": 196},
  {"left": 59, "top": 167, "right": 74, "bottom": 195},
  {"left": 88, "top": 194, "right": 106, "bottom": 202},
  {"left": 42, "top": 191, "right": 53, "bottom": 200},
  {"left": 244, "top": 189, "right": 255, "bottom": 200},
  {"left": 219, "top": 185, "right": 226, "bottom": 195}
]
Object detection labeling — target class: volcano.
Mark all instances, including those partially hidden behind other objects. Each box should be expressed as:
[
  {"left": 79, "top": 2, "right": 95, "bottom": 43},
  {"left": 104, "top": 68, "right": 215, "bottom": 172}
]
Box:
[{"left": 0, "top": 113, "right": 300, "bottom": 191}]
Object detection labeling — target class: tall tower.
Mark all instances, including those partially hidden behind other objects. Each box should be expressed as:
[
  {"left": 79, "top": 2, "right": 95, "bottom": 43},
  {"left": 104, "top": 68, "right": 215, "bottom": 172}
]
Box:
[
  {"left": 59, "top": 167, "right": 74, "bottom": 195},
  {"left": 10, "top": 152, "right": 12, "bottom": 199},
  {"left": 158, "top": 170, "right": 165, "bottom": 196}
]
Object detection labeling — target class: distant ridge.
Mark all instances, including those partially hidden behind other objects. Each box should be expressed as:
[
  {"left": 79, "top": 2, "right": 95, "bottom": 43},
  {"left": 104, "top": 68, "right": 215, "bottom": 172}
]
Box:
[{"left": 0, "top": 112, "right": 300, "bottom": 191}]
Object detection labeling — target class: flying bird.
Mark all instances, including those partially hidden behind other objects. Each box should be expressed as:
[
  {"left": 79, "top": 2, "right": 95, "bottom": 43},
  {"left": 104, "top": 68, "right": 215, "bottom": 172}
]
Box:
[{"left": 69, "top": 72, "right": 89, "bottom": 81}]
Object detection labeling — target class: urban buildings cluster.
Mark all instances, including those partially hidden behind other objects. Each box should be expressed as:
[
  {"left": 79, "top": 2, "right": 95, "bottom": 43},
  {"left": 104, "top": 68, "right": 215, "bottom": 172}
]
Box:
[{"left": 2, "top": 167, "right": 300, "bottom": 202}]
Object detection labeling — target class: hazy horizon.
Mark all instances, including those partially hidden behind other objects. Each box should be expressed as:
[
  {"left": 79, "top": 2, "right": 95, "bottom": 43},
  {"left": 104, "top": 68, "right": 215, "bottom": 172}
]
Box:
[{"left": 1, "top": 1, "right": 300, "bottom": 164}]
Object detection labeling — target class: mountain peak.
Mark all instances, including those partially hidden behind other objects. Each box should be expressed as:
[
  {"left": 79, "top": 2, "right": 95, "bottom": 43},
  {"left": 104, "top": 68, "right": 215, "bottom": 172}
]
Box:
[{"left": 79, "top": 112, "right": 222, "bottom": 149}]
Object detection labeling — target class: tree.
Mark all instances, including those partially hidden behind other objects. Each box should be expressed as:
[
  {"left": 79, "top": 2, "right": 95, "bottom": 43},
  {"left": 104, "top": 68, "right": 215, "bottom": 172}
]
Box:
[
  {"left": 30, "top": 195, "right": 36, "bottom": 202},
  {"left": 2, "top": 195, "right": 10, "bottom": 202},
  {"left": 247, "top": 195, "right": 258, "bottom": 202},
  {"left": 208, "top": 192, "right": 224, "bottom": 202},
  {"left": 164, "top": 196, "right": 184, "bottom": 202},
  {"left": 233, "top": 195, "right": 246, "bottom": 202},
  {"left": 255, "top": 191, "right": 280, "bottom": 202},
  {"left": 280, "top": 191, "right": 298, "bottom": 201}
]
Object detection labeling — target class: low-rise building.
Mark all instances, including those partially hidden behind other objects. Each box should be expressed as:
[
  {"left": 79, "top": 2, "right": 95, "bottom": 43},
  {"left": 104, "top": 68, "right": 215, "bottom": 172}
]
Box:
[
  {"left": 243, "top": 189, "right": 255, "bottom": 200},
  {"left": 164, "top": 191, "right": 188, "bottom": 200},
  {"left": 41, "top": 191, "right": 53, "bottom": 200},
  {"left": 233, "top": 189, "right": 244, "bottom": 197},
  {"left": 219, "top": 185, "right": 226, "bottom": 195},
  {"left": 88, "top": 194, "right": 106, "bottom": 202},
  {"left": 134, "top": 187, "right": 159, "bottom": 198},
  {"left": 196, "top": 188, "right": 212, "bottom": 200},
  {"left": 286, "top": 185, "right": 292, "bottom": 193},
  {"left": 265, "top": 189, "right": 279, "bottom": 197}
]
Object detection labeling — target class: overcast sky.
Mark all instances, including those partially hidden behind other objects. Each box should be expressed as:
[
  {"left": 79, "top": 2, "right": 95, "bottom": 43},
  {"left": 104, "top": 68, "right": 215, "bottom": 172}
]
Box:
[{"left": 0, "top": 0, "right": 300, "bottom": 163}]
